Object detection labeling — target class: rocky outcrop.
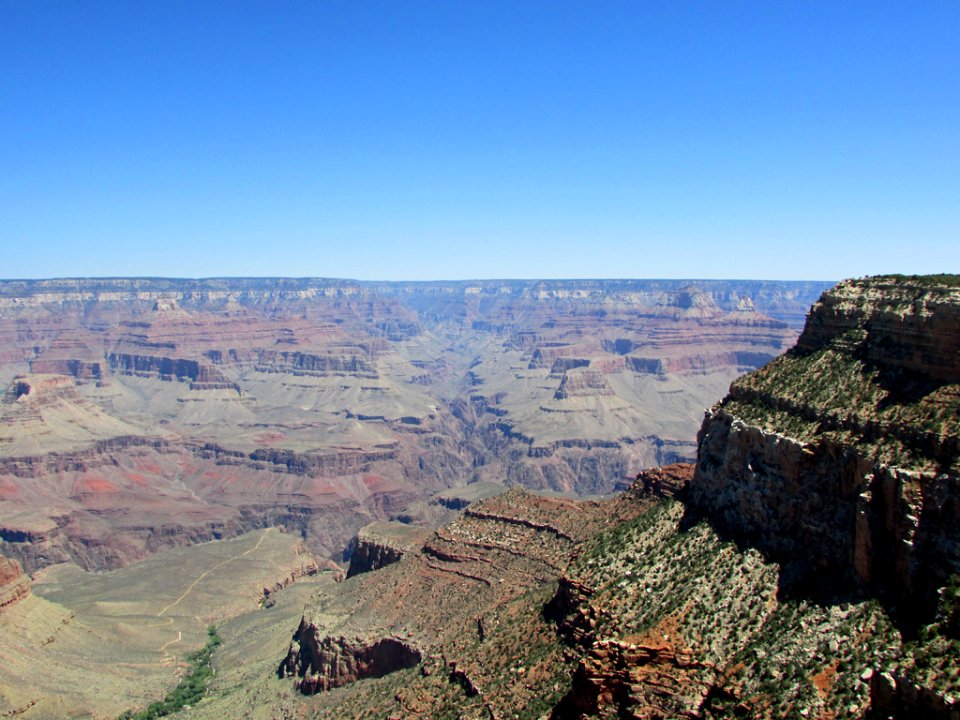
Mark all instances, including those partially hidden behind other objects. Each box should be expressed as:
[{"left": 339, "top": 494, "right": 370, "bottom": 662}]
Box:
[
  {"left": 107, "top": 353, "right": 240, "bottom": 391},
  {"left": 28, "top": 358, "right": 103, "bottom": 379},
  {"left": 545, "top": 465, "right": 724, "bottom": 719},
  {"left": 554, "top": 369, "right": 615, "bottom": 400},
  {"left": 276, "top": 488, "right": 642, "bottom": 709},
  {"left": 628, "top": 462, "right": 695, "bottom": 497},
  {"left": 627, "top": 350, "right": 776, "bottom": 376},
  {"left": 347, "top": 539, "right": 405, "bottom": 578},
  {"left": 553, "top": 639, "right": 714, "bottom": 719},
  {"left": 681, "top": 276, "right": 960, "bottom": 717},
  {"left": 279, "top": 626, "right": 422, "bottom": 693},
  {"left": 549, "top": 357, "right": 593, "bottom": 374},
  {"left": 255, "top": 350, "right": 378, "bottom": 378},
  {"left": 535, "top": 280, "right": 960, "bottom": 720},
  {"left": 346, "top": 522, "right": 429, "bottom": 578},
  {"left": 795, "top": 275, "right": 960, "bottom": 383},
  {"left": 688, "top": 276, "right": 960, "bottom": 628},
  {"left": 0, "top": 554, "right": 29, "bottom": 611}
]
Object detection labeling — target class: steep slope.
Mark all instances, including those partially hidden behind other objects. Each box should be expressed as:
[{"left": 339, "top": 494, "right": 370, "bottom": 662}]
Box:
[
  {"left": 0, "top": 553, "right": 29, "bottom": 612},
  {"left": 180, "top": 474, "right": 665, "bottom": 720},
  {"left": 545, "top": 274, "right": 960, "bottom": 719},
  {"left": 453, "top": 283, "right": 800, "bottom": 493},
  {"left": 689, "top": 275, "right": 960, "bottom": 626}
]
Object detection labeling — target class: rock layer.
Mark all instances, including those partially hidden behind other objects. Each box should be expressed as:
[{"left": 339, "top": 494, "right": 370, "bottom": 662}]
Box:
[
  {"left": 688, "top": 276, "right": 960, "bottom": 627},
  {"left": 346, "top": 522, "right": 430, "bottom": 578},
  {"left": 0, "top": 277, "right": 827, "bottom": 573},
  {"left": 276, "top": 486, "right": 658, "bottom": 712},
  {"left": 0, "top": 553, "right": 29, "bottom": 611},
  {"left": 279, "top": 630, "right": 423, "bottom": 693}
]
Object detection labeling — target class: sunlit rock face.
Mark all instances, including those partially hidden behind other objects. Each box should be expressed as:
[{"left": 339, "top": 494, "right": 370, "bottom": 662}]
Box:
[
  {"left": 0, "top": 553, "right": 29, "bottom": 612},
  {"left": 690, "top": 276, "right": 960, "bottom": 627}
]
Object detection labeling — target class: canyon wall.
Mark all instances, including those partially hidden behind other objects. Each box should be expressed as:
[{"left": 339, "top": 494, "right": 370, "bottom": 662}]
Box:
[
  {"left": 689, "top": 276, "right": 960, "bottom": 626},
  {"left": 0, "top": 277, "right": 829, "bottom": 572},
  {"left": 0, "top": 553, "right": 29, "bottom": 611},
  {"left": 173, "top": 275, "right": 960, "bottom": 720}
]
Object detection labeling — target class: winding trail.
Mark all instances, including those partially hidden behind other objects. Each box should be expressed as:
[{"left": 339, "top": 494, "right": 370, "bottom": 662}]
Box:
[
  {"left": 157, "top": 530, "right": 268, "bottom": 617},
  {"left": 158, "top": 631, "right": 182, "bottom": 653}
]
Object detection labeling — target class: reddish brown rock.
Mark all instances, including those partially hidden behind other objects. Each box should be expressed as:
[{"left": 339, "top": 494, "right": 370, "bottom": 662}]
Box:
[
  {"left": 554, "top": 369, "right": 615, "bottom": 400},
  {"left": 555, "top": 639, "right": 715, "bottom": 719},
  {"left": 629, "top": 463, "right": 695, "bottom": 498},
  {"left": 346, "top": 522, "right": 430, "bottom": 578},
  {"left": 278, "top": 487, "right": 652, "bottom": 709},
  {"left": 795, "top": 276, "right": 960, "bottom": 383},
  {"left": 0, "top": 553, "right": 30, "bottom": 611},
  {"left": 0, "top": 277, "right": 827, "bottom": 577}
]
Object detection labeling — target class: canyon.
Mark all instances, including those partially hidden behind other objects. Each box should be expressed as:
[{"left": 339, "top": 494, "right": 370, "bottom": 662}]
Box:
[
  {"left": 180, "top": 274, "right": 956, "bottom": 720},
  {"left": 6, "top": 274, "right": 958, "bottom": 719},
  {"left": 0, "top": 277, "right": 827, "bottom": 574}
]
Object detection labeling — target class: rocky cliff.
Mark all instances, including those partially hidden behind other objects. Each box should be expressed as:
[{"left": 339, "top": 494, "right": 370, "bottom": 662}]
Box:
[
  {"left": 682, "top": 275, "right": 960, "bottom": 718},
  {"left": 689, "top": 276, "right": 960, "bottom": 627},
  {"left": 0, "top": 553, "right": 29, "bottom": 611},
  {"left": 345, "top": 521, "right": 430, "bottom": 578},
  {"left": 274, "top": 487, "right": 658, "bottom": 715},
  {"left": 59, "top": 275, "right": 956, "bottom": 720},
  {"left": 257, "top": 459, "right": 952, "bottom": 720}
]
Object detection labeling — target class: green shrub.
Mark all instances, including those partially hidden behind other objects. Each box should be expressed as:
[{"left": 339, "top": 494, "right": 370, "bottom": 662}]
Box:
[{"left": 117, "top": 626, "right": 222, "bottom": 719}]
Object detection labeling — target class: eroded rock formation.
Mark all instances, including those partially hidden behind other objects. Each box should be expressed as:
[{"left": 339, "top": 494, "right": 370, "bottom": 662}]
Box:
[
  {"left": 0, "top": 553, "right": 29, "bottom": 611},
  {"left": 346, "top": 522, "right": 430, "bottom": 578},
  {"left": 144, "top": 276, "right": 960, "bottom": 720},
  {"left": 279, "top": 628, "right": 423, "bottom": 693},
  {"left": 276, "top": 487, "right": 658, "bottom": 711},
  {"left": 688, "top": 276, "right": 960, "bottom": 627},
  {"left": 0, "top": 277, "right": 827, "bottom": 574}
]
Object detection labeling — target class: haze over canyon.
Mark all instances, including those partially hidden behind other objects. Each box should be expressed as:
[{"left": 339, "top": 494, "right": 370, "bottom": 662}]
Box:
[{"left": 0, "top": 277, "right": 828, "bottom": 574}]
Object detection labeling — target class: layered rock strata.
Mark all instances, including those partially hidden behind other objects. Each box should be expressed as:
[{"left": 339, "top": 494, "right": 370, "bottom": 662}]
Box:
[
  {"left": 0, "top": 553, "right": 29, "bottom": 611},
  {"left": 688, "top": 276, "right": 960, "bottom": 627},
  {"left": 0, "top": 277, "right": 828, "bottom": 575},
  {"left": 346, "top": 521, "right": 431, "bottom": 578},
  {"left": 276, "top": 487, "right": 658, "bottom": 711}
]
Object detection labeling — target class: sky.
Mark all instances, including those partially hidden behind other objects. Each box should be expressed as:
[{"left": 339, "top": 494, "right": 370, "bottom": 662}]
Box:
[{"left": 1, "top": 1, "right": 958, "bottom": 281}]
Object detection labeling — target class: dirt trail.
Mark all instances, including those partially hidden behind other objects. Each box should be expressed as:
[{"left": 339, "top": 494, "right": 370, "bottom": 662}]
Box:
[{"left": 157, "top": 530, "right": 268, "bottom": 617}]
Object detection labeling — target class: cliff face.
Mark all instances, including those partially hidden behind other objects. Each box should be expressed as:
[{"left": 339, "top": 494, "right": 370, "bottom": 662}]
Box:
[
  {"left": 682, "top": 276, "right": 960, "bottom": 719},
  {"left": 689, "top": 276, "right": 960, "bottom": 627},
  {"left": 795, "top": 275, "right": 960, "bottom": 383},
  {"left": 345, "top": 521, "right": 430, "bottom": 578},
  {"left": 275, "top": 487, "right": 659, "bottom": 714},
  {"left": 0, "top": 554, "right": 29, "bottom": 611},
  {"left": 99, "top": 276, "right": 957, "bottom": 720}
]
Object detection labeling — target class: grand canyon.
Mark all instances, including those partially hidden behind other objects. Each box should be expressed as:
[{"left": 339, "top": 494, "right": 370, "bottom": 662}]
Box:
[
  {"left": 0, "top": 277, "right": 826, "bottom": 573},
  {"left": 1, "top": 275, "right": 958, "bottom": 720}
]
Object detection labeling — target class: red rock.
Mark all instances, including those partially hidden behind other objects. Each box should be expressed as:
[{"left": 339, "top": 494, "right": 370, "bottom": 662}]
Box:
[{"left": 0, "top": 554, "right": 30, "bottom": 612}]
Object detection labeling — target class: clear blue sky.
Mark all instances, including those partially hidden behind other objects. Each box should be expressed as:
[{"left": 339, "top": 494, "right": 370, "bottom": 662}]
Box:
[{"left": 1, "top": 1, "right": 957, "bottom": 281}]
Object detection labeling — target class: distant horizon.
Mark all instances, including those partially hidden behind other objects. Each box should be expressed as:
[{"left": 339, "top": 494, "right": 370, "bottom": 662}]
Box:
[{"left": 0, "top": 274, "right": 841, "bottom": 284}]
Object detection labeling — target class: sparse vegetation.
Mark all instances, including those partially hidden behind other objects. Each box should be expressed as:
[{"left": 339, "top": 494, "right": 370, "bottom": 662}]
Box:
[
  {"left": 117, "top": 626, "right": 222, "bottom": 720},
  {"left": 875, "top": 273, "right": 960, "bottom": 288},
  {"left": 728, "top": 332, "right": 960, "bottom": 473}
]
